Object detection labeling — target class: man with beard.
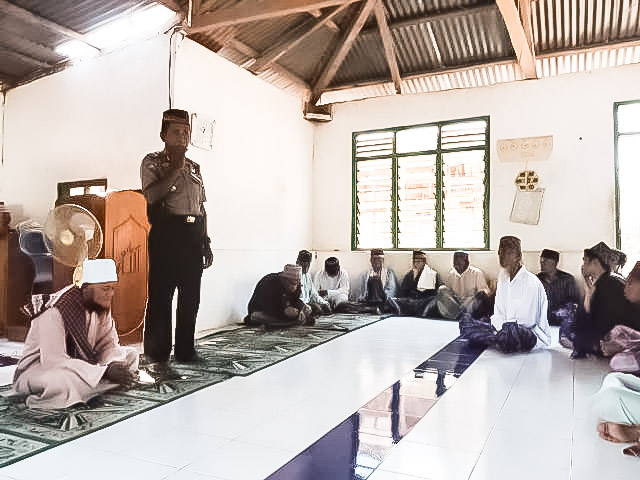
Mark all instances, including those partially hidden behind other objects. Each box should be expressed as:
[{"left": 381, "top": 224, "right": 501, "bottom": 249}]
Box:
[
  {"left": 9, "top": 259, "right": 138, "bottom": 409},
  {"left": 141, "top": 109, "right": 213, "bottom": 365}
]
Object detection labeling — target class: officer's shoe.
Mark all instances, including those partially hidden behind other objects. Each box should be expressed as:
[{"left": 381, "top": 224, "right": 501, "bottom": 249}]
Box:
[{"left": 174, "top": 351, "right": 206, "bottom": 364}]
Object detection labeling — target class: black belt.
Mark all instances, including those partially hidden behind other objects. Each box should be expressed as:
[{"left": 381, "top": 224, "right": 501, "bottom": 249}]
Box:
[{"left": 154, "top": 214, "right": 203, "bottom": 224}]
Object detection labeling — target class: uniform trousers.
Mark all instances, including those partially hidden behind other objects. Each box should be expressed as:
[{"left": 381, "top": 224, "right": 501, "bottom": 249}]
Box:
[{"left": 144, "top": 214, "right": 203, "bottom": 362}]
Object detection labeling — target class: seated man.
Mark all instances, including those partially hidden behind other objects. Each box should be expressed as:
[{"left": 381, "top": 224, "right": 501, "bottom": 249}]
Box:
[
  {"left": 9, "top": 259, "right": 138, "bottom": 409},
  {"left": 437, "top": 251, "right": 492, "bottom": 320},
  {"left": 460, "top": 236, "right": 550, "bottom": 353},
  {"left": 245, "top": 264, "right": 313, "bottom": 327},
  {"left": 565, "top": 242, "right": 633, "bottom": 357},
  {"left": 315, "top": 257, "right": 351, "bottom": 311},
  {"left": 537, "top": 249, "right": 580, "bottom": 326},
  {"left": 395, "top": 250, "right": 440, "bottom": 316},
  {"left": 357, "top": 249, "right": 399, "bottom": 314},
  {"left": 296, "top": 250, "right": 331, "bottom": 315}
]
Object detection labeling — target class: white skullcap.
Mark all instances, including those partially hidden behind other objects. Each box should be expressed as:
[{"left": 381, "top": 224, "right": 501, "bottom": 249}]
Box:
[{"left": 80, "top": 259, "right": 118, "bottom": 284}]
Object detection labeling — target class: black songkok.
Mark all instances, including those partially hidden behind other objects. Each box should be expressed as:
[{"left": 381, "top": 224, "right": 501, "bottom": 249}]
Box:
[
  {"left": 585, "top": 242, "right": 617, "bottom": 270},
  {"left": 297, "top": 250, "right": 313, "bottom": 262},
  {"left": 541, "top": 249, "right": 560, "bottom": 263},
  {"left": 161, "top": 108, "right": 190, "bottom": 134},
  {"left": 370, "top": 249, "right": 385, "bottom": 257},
  {"left": 499, "top": 236, "right": 522, "bottom": 252},
  {"left": 325, "top": 257, "right": 340, "bottom": 275},
  {"left": 413, "top": 250, "right": 427, "bottom": 260}
]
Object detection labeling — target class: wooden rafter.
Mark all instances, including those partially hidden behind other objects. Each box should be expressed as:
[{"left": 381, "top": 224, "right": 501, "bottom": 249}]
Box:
[
  {"left": 0, "top": 0, "right": 100, "bottom": 50},
  {"left": 373, "top": 0, "right": 401, "bottom": 94},
  {"left": 155, "top": 0, "right": 183, "bottom": 13},
  {"left": 310, "top": 0, "right": 377, "bottom": 105},
  {"left": 250, "top": 4, "right": 351, "bottom": 73},
  {"left": 190, "top": 0, "right": 360, "bottom": 33},
  {"left": 225, "top": 38, "right": 310, "bottom": 92},
  {"left": 496, "top": 0, "right": 537, "bottom": 79}
]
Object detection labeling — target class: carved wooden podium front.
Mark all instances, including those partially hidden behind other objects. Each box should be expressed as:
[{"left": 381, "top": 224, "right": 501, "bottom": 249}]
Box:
[{"left": 54, "top": 191, "right": 149, "bottom": 344}]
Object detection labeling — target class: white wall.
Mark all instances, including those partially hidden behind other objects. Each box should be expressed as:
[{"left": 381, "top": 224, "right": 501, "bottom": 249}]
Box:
[
  {"left": 173, "top": 39, "right": 314, "bottom": 331},
  {"left": 0, "top": 35, "right": 170, "bottom": 222},
  {"left": 312, "top": 64, "right": 640, "bottom": 283}
]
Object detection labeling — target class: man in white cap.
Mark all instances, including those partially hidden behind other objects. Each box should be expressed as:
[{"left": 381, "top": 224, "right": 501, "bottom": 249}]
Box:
[
  {"left": 245, "top": 264, "right": 314, "bottom": 327},
  {"left": 9, "top": 259, "right": 138, "bottom": 409}
]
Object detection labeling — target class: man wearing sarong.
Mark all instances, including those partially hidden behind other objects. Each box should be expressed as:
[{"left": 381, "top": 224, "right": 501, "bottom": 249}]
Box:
[
  {"left": 436, "top": 251, "right": 492, "bottom": 320},
  {"left": 537, "top": 249, "right": 580, "bottom": 328},
  {"left": 356, "top": 249, "right": 400, "bottom": 314},
  {"left": 245, "top": 264, "right": 314, "bottom": 327},
  {"left": 9, "top": 259, "right": 138, "bottom": 409},
  {"left": 296, "top": 250, "right": 331, "bottom": 315},
  {"left": 565, "top": 242, "right": 633, "bottom": 357},
  {"left": 315, "top": 257, "right": 351, "bottom": 311},
  {"left": 394, "top": 250, "right": 440, "bottom": 316},
  {"left": 459, "top": 236, "right": 550, "bottom": 353}
]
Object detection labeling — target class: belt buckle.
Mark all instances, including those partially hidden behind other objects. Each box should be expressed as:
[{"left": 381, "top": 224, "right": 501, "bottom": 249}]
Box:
[{"left": 186, "top": 215, "right": 196, "bottom": 223}]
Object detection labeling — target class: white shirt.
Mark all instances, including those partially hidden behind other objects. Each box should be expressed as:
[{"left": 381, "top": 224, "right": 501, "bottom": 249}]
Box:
[
  {"left": 315, "top": 269, "right": 350, "bottom": 306},
  {"left": 491, "top": 265, "right": 551, "bottom": 347},
  {"left": 300, "top": 272, "right": 329, "bottom": 306},
  {"left": 444, "top": 265, "right": 490, "bottom": 299}
]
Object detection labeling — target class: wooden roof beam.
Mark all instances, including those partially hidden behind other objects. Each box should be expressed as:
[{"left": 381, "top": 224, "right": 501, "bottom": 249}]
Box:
[
  {"left": 0, "top": 0, "right": 100, "bottom": 50},
  {"left": 373, "top": 0, "right": 401, "bottom": 94},
  {"left": 190, "top": 0, "right": 360, "bottom": 33},
  {"left": 310, "top": 0, "right": 377, "bottom": 105},
  {"left": 309, "top": 7, "right": 339, "bottom": 31},
  {"left": 496, "top": 0, "right": 537, "bottom": 79},
  {"left": 250, "top": 4, "right": 351, "bottom": 73}
]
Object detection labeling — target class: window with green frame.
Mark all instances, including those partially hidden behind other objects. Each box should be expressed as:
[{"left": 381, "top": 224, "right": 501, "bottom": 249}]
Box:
[{"left": 352, "top": 116, "right": 490, "bottom": 250}]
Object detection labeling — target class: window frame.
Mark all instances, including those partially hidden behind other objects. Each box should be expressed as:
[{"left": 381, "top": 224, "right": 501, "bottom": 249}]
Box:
[
  {"left": 351, "top": 115, "right": 490, "bottom": 251},
  {"left": 613, "top": 100, "right": 640, "bottom": 250}
]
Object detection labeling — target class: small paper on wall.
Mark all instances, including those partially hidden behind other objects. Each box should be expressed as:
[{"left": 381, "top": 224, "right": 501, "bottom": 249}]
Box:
[
  {"left": 510, "top": 189, "right": 545, "bottom": 225},
  {"left": 497, "top": 136, "right": 553, "bottom": 162},
  {"left": 190, "top": 113, "right": 215, "bottom": 151}
]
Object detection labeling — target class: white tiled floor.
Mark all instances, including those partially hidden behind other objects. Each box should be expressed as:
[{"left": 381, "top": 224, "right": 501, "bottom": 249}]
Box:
[{"left": 0, "top": 318, "right": 637, "bottom": 480}]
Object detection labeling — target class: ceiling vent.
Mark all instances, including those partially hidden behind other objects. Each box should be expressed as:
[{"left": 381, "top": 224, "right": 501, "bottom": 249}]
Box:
[{"left": 303, "top": 101, "right": 333, "bottom": 123}]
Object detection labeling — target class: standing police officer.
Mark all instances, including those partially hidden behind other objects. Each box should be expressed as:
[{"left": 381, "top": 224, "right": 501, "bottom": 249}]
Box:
[{"left": 140, "top": 109, "right": 213, "bottom": 365}]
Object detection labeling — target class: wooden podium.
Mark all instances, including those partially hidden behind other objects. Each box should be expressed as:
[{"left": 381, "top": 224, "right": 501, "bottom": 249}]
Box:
[{"left": 54, "top": 191, "right": 149, "bottom": 344}]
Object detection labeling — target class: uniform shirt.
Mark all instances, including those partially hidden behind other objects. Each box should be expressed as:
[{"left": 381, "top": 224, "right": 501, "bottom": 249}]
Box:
[
  {"left": 444, "top": 266, "right": 490, "bottom": 300},
  {"left": 315, "top": 269, "right": 350, "bottom": 306},
  {"left": 248, "top": 273, "right": 301, "bottom": 317},
  {"left": 491, "top": 265, "right": 550, "bottom": 347},
  {"left": 140, "top": 151, "right": 206, "bottom": 216},
  {"left": 537, "top": 269, "right": 580, "bottom": 312},
  {"left": 300, "top": 272, "right": 329, "bottom": 306}
]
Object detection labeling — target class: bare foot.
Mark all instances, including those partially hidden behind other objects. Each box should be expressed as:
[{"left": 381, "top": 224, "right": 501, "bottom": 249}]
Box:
[{"left": 597, "top": 422, "right": 640, "bottom": 443}]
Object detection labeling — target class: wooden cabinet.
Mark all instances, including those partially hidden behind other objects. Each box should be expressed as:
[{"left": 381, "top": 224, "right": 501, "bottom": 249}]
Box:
[{"left": 54, "top": 191, "right": 149, "bottom": 344}]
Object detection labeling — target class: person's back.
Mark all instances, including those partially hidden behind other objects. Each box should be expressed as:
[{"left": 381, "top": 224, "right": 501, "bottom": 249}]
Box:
[{"left": 591, "top": 273, "right": 631, "bottom": 337}]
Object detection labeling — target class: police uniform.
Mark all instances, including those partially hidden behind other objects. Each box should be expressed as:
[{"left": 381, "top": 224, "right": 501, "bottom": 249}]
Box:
[{"left": 141, "top": 146, "right": 208, "bottom": 363}]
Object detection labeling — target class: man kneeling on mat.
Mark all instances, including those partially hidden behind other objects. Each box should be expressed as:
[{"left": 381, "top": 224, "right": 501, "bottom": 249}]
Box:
[{"left": 245, "top": 264, "right": 314, "bottom": 327}]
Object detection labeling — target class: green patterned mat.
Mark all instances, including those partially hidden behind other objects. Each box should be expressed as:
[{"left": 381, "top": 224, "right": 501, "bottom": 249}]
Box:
[{"left": 0, "top": 313, "right": 390, "bottom": 468}]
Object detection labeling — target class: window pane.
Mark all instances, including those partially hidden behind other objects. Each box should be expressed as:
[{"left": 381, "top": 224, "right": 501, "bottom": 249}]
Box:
[
  {"left": 618, "top": 103, "right": 640, "bottom": 134},
  {"left": 442, "top": 150, "right": 486, "bottom": 248},
  {"left": 396, "top": 126, "right": 438, "bottom": 153},
  {"left": 618, "top": 134, "right": 640, "bottom": 275},
  {"left": 398, "top": 155, "right": 437, "bottom": 248},
  {"left": 441, "top": 120, "right": 487, "bottom": 149},
  {"left": 355, "top": 131, "right": 394, "bottom": 158},
  {"left": 356, "top": 158, "right": 393, "bottom": 248}
]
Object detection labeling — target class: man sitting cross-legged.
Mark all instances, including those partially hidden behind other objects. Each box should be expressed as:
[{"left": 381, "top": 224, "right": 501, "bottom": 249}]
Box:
[
  {"left": 564, "top": 242, "right": 633, "bottom": 358},
  {"left": 8, "top": 259, "right": 138, "bottom": 409},
  {"left": 356, "top": 249, "right": 400, "bottom": 314},
  {"left": 393, "top": 250, "right": 441, "bottom": 316},
  {"left": 244, "top": 264, "right": 314, "bottom": 327},
  {"left": 315, "top": 257, "right": 351, "bottom": 312},
  {"left": 537, "top": 248, "right": 580, "bottom": 327},
  {"left": 296, "top": 250, "right": 331, "bottom": 316},
  {"left": 459, "top": 236, "right": 550, "bottom": 353},
  {"left": 436, "top": 251, "right": 492, "bottom": 320}
]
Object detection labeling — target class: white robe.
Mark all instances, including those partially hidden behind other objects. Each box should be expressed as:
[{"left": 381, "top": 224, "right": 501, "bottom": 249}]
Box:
[
  {"left": 591, "top": 372, "right": 640, "bottom": 425},
  {"left": 491, "top": 265, "right": 551, "bottom": 347},
  {"left": 9, "top": 307, "right": 138, "bottom": 409},
  {"left": 444, "top": 265, "right": 490, "bottom": 300},
  {"left": 315, "top": 269, "right": 351, "bottom": 307}
]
